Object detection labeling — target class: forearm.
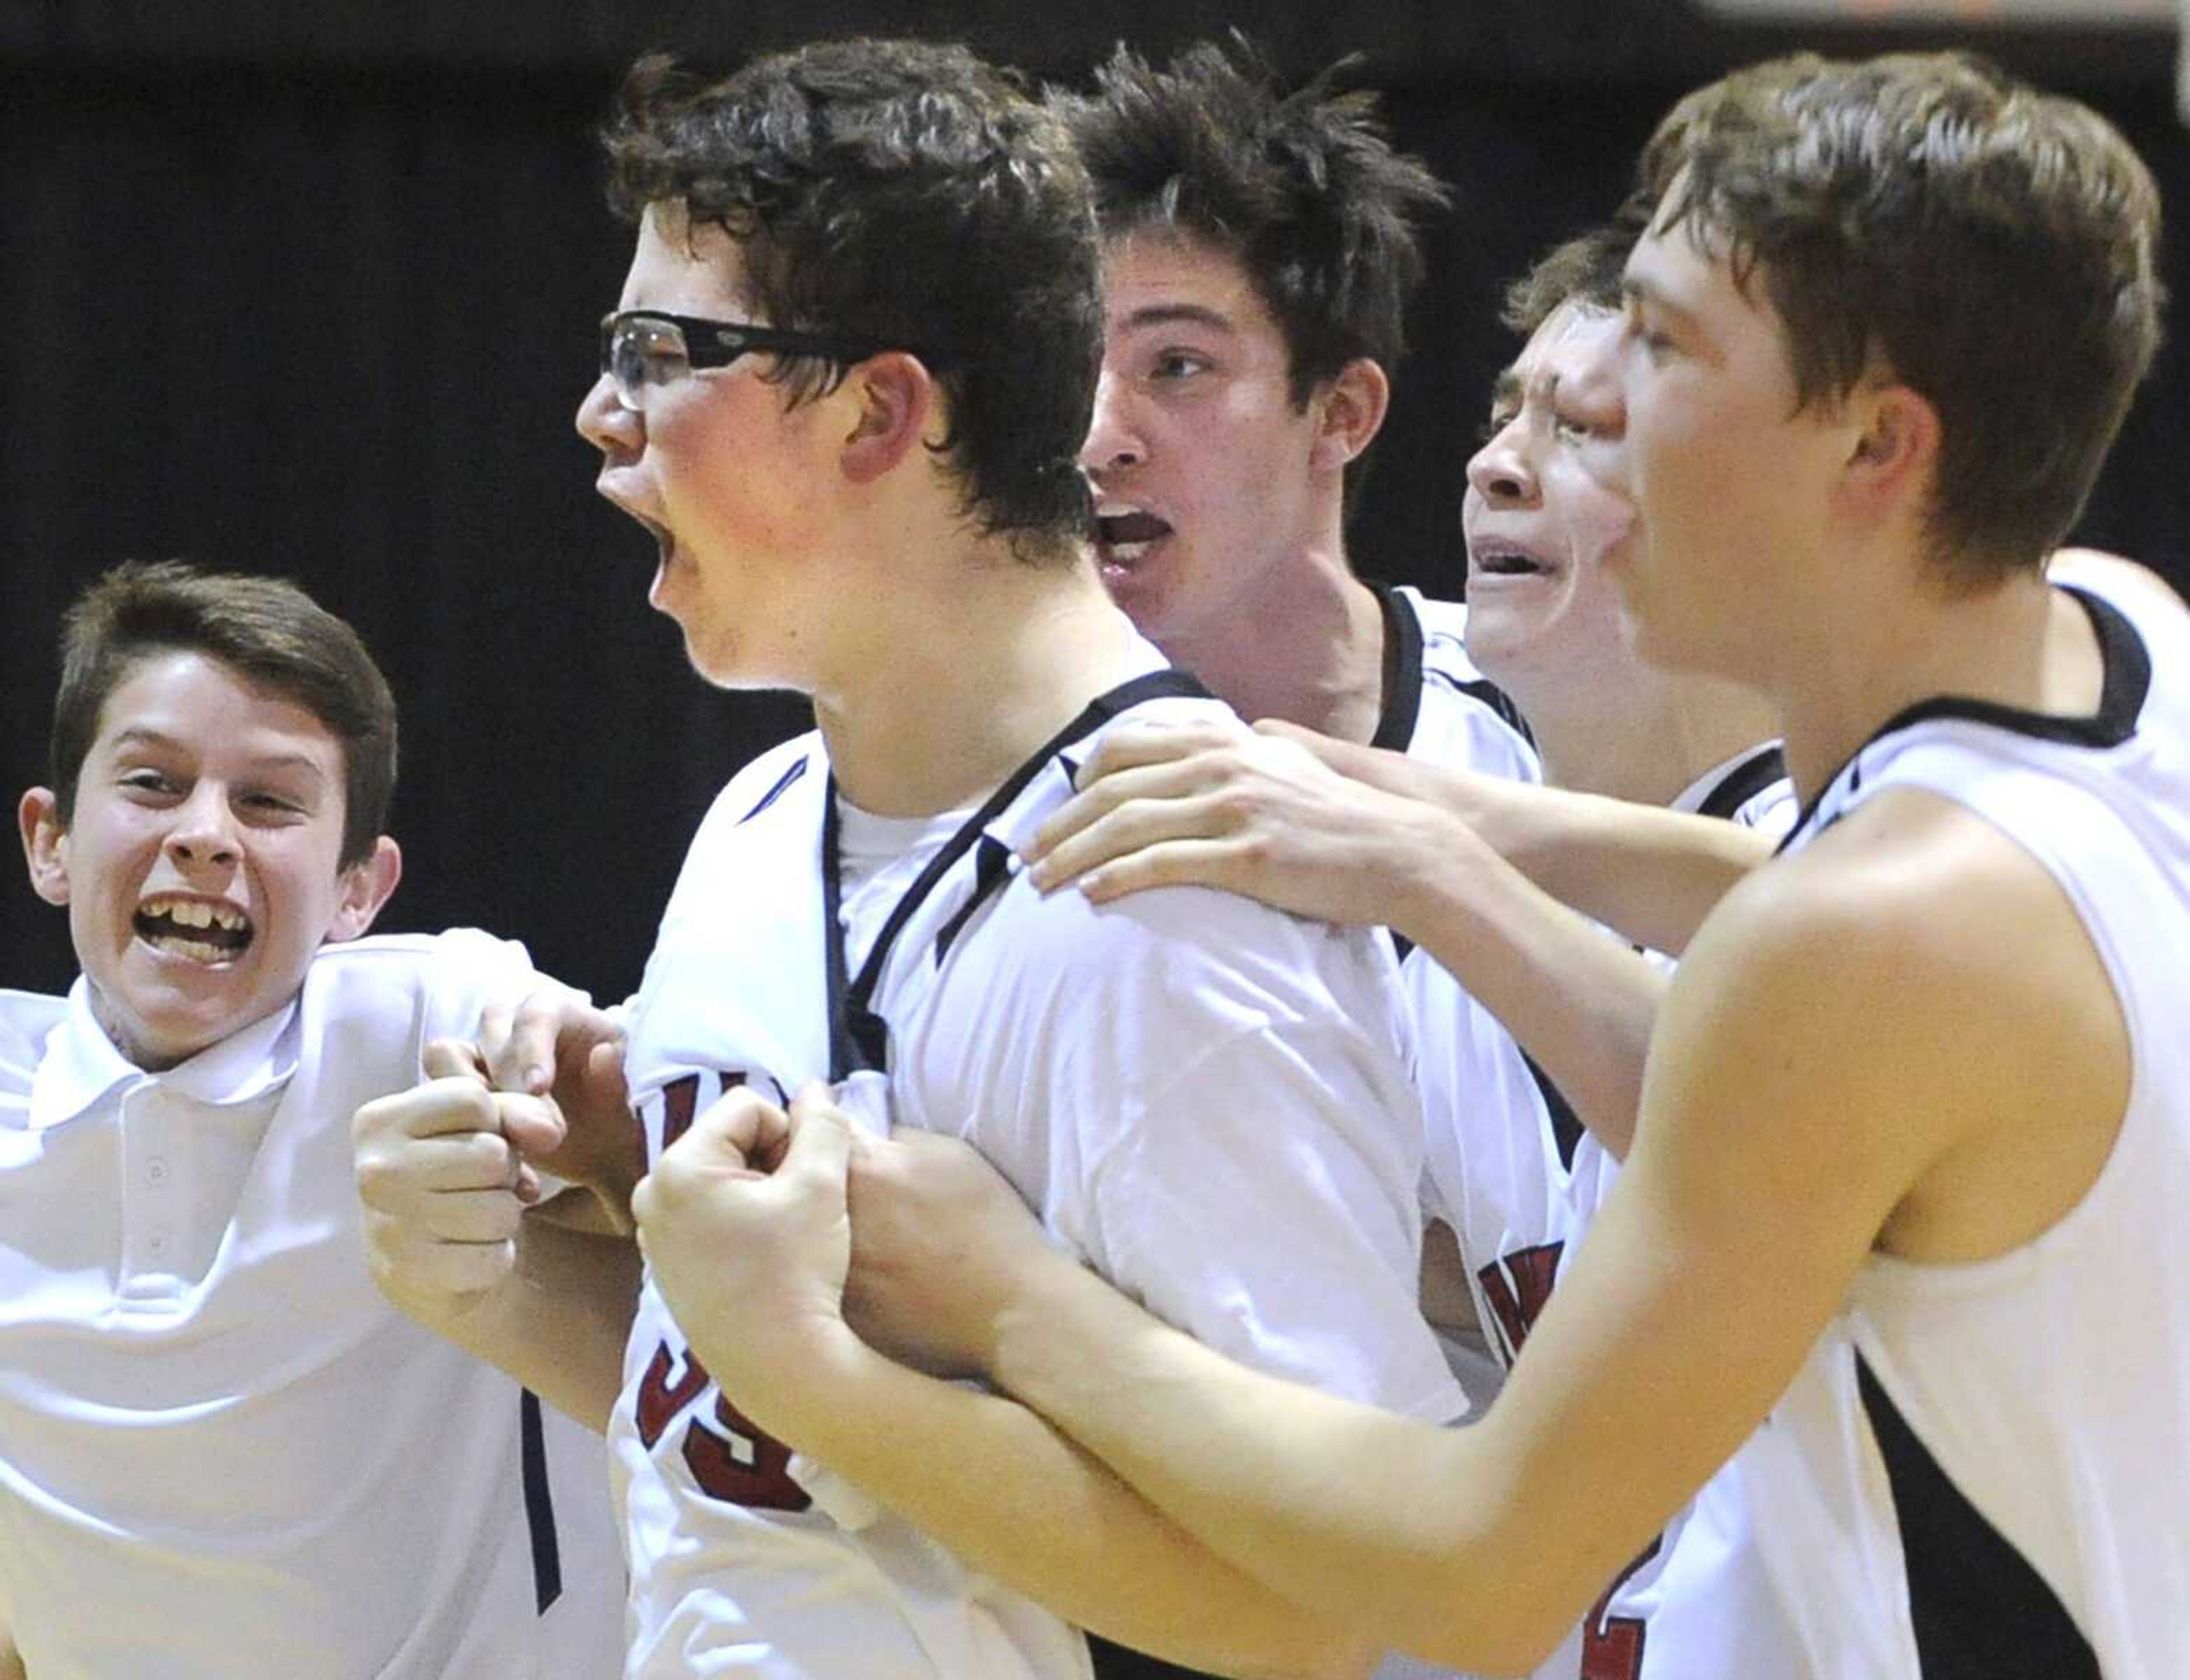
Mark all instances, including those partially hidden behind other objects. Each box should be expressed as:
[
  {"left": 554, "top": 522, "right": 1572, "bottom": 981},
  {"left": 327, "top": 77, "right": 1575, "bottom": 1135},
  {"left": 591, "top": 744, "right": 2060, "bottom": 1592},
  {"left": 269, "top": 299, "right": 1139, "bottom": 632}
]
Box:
[
  {"left": 725, "top": 1330, "right": 1376, "bottom": 1680},
  {"left": 985, "top": 1259, "right": 1570, "bottom": 1676},
  {"left": 1468, "top": 782, "right": 1771, "bottom": 957},
  {"left": 440, "top": 1217, "right": 640, "bottom": 1433},
  {"left": 1396, "top": 827, "right": 1668, "bottom": 1158}
]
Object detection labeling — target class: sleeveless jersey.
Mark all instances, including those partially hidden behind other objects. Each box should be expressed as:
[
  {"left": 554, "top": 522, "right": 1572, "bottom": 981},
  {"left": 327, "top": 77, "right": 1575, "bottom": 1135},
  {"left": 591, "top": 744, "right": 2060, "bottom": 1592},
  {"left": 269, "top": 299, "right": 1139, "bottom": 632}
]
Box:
[
  {"left": 1742, "top": 577, "right": 2190, "bottom": 1679},
  {"left": 1392, "top": 596, "right": 1805, "bottom": 1678},
  {"left": 614, "top": 643, "right": 1461, "bottom": 1678}
]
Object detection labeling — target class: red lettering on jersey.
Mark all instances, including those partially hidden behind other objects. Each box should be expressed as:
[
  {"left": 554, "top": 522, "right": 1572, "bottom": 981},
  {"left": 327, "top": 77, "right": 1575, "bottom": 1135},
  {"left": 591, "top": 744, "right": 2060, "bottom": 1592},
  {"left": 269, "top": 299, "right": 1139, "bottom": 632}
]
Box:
[
  {"left": 1476, "top": 1241, "right": 1563, "bottom": 1362},
  {"left": 635, "top": 1338, "right": 812, "bottom": 1511},
  {"left": 1581, "top": 1536, "right": 1661, "bottom": 1680},
  {"left": 659, "top": 1073, "right": 703, "bottom": 1155},
  {"left": 683, "top": 1392, "right": 813, "bottom": 1513},
  {"left": 635, "top": 1342, "right": 708, "bottom": 1449}
]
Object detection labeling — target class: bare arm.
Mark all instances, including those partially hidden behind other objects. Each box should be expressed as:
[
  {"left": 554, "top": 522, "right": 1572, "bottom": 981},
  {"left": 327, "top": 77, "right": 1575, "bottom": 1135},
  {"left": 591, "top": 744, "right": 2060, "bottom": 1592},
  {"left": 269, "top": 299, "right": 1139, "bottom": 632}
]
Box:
[
  {"left": 354, "top": 1041, "right": 640, "bottom": 1431},
  {"left": 843, "top": 800, "right": 2122, "bottom": 1670},
  {"left": 634, "top": 1089, "right": 1376, "bottom": 1680},
  {"left": 1023, "top": 720, "right": 1673, "bottom": 1154}
]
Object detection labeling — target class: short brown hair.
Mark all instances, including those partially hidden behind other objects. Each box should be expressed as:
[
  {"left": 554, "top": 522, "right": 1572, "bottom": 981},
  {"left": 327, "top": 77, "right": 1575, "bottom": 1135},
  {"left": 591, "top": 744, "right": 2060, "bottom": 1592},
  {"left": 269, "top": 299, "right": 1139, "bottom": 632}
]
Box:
[
  {"left": 1500, "top": 208, "right": 1646, "bottom": 337},
  {"left": 602, "top": 41, "right": 1101, "bottom": 559},
  {"left": 1641, "top": 51, "right": 2165, "bottom": 577},
  {"left": 48, "top": 562, "right": 399, "bottom": 869}
]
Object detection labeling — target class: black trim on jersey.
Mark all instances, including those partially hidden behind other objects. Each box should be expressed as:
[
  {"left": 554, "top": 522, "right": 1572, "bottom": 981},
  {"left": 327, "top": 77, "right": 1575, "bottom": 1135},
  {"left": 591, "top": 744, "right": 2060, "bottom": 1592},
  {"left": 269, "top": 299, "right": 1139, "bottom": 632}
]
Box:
[
  {"left": 1369, "top": 581, "right": 1427, "bottom": 753},
  {"left": 739, "top": 753, "right": 810, "bottom": 825},
  {"left": 1693, "top": 742, "right": 1788, "bottom": 823},
  {"left": 934, "top": 835, "right": 1015, "bottom": 962},
  {"left": 519, "top": 1390, "right": 564, "bottom": 1614},
  {"left": 1855, "top": 1354, "right": 2098, "bottom": 1679},
  {"left": 1089, "top": 1635, "right": 1230, "bottom": 1680},
  {"left": 1787, "top": 585, "right": 2147, "bottom": 843},
  {"left": 1520, "top": 1049, "right": 1586, "bottom": 1171},
  {"left": 822, "top": 669, "right": 1211, "bottom": 1079},
  {"left": 1367, "top": 580, "right": 1533, "bottom": 748}
]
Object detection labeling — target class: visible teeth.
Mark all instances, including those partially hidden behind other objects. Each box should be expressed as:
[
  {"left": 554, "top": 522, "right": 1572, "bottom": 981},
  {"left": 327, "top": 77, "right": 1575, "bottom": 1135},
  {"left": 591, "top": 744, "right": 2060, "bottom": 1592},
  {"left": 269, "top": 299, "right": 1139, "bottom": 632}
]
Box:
[
  {"left": 149, "top": 934, "right": 233, "bottom": 964},
  {"left": 141, "top": 896, "right": 246, "bottom": 932},
  {"left": 1106, "top": 542, "right": 1153, "bottom": 564}
]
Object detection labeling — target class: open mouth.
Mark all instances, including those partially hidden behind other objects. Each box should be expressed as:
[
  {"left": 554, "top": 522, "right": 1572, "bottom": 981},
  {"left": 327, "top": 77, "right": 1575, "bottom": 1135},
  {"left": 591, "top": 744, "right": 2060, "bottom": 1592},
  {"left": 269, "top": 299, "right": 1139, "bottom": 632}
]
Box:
[
  {"left": 133, "top": 895, "right": 253, "bottom": 964},
  {"left": 1093, "top": 508, "right": 1173, "bottom": 566},
  {"left": 1470, "top": 543, "right": 1550, "bottom": 579}
]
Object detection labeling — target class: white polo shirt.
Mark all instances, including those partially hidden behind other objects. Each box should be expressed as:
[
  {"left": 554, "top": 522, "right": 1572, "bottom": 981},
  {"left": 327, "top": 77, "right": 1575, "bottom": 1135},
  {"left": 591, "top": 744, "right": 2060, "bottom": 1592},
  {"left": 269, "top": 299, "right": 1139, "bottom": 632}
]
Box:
[{"left": 0, "top": 930, "right": 624, "bottom": 1680}]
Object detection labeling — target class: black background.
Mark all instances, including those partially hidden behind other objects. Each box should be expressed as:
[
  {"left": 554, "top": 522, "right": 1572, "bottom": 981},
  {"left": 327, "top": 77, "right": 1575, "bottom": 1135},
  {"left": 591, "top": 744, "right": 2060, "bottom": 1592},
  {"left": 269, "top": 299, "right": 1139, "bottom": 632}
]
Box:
[{"left": 4, "top": 1, "right": 2183, "bottom": 1001}]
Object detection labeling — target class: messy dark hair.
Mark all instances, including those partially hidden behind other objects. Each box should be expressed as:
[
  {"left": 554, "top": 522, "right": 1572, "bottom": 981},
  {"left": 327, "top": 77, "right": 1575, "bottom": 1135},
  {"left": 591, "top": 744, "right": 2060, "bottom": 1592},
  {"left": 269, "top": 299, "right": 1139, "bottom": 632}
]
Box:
[
  {"left": 603, "top": 40, "right": 1102, "bottom": 558},
  {"left": 1054, "top": 35, "right": 1450, "bottom": 509}
]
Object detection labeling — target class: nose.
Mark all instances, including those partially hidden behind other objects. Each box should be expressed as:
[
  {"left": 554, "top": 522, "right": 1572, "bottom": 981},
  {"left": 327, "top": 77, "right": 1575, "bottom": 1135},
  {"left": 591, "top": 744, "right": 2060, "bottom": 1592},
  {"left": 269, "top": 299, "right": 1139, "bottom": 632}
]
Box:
[
  {"left": 1078, "top": 370, "right": 1145, "bottom": 476},
  {"left": 166, "top": 786, "right": 240, "bottom": 871},
  {"left": 1466, "top": 419, "right": 1538, "bottom": 508},
  {"left": 576, "top": 371, "right": 642, "bottom": 462}
]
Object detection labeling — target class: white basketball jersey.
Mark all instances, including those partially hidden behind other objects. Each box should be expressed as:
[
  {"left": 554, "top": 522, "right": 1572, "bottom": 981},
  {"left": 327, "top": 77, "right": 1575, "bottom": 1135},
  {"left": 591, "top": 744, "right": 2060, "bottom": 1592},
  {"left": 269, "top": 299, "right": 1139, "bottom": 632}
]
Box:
[
  {"left": 0, "top": 932, "right": 624, "bottom": 1680},
  {"left": 1390, "top": 593, "right": 1804, "bottom": 1679},
  {"left": 1742, "top": 577, "right": 2190, "bottom": 1679},
  {"left": 615, "top": 647, "right": 1459, "bottom": 1678}
]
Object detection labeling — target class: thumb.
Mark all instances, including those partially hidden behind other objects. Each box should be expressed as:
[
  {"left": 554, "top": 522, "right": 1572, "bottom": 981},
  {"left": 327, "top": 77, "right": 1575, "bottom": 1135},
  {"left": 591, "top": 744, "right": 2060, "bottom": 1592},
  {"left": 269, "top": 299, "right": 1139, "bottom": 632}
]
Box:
[
  {"left": 422, "top": 1036, "right": 488, "bottom": 1084},
  {"left": 780, "top": 1088, "right": 855, "bottom": 1196},
  {"left": 497, "top": 1094, "right": 567, "bottom": 1161}
]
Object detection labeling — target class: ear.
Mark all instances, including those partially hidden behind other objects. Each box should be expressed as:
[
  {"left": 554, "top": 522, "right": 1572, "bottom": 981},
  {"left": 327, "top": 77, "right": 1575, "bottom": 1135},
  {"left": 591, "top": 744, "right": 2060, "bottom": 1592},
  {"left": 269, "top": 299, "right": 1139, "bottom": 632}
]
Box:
[
  {"left": 1836, "top": 382, "right": 1940, "bottom": 525},
  {"left": 19, "top": 788, "right": 70, "bottom": 908},
  {"left": 1308, "top": 358, "right": 1392, "bottom": 476},
  {"left": 326, "top": 835, "right": 402, "bottom": 944},
  {"left": 840, "top": 352, "right": 937, "bottom": 487}
]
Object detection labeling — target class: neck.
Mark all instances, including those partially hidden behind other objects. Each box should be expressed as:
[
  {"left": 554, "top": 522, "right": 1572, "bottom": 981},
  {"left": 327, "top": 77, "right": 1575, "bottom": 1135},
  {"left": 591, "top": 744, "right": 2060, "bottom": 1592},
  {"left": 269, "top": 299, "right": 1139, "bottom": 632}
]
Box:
[
  {"left": 812, "top": 538, "right": 1141, "bottom": 816},
  {"left": 1766, "top": 562, "right": 2086, "bottom": 805},
  {"left": 1508, "top": 656, "right": 1781, "bottom": 805},
  {"left": 1157, "top": 535, "right": 1389, "bottom": 744}
]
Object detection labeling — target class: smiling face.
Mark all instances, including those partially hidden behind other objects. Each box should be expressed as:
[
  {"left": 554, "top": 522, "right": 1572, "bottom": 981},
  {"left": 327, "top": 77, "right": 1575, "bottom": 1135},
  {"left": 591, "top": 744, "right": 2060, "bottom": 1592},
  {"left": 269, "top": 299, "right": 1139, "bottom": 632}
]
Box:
[
  {"left": 1080, "top": 230, "right": 1332, "bottom": 651},
  {"left": 575, "top": 204, "right": 845, "bottom": 690},
  {"left": 1461, "top": 304, "right": 1639, "bottom": 709},
  {"left": 18, "top": 651, "right": 398, "bottom": 1069}
]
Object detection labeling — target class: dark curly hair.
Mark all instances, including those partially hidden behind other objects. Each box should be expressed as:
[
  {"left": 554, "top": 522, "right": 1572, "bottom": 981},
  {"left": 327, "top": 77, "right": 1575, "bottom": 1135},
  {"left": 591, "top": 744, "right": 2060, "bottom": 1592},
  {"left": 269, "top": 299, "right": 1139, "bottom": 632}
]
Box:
[
  {"left": 1641, "top": 51, "right": 2165, "bottom": 577},
  {"left": 1052, "top": 35, "right": 1450, "bottom": 509},
  {"left": 603, "top": 40, "right": 1101, "bottom": 559},
  {"left": 48, "top": 562, "right": 398, "bottom": 870}
]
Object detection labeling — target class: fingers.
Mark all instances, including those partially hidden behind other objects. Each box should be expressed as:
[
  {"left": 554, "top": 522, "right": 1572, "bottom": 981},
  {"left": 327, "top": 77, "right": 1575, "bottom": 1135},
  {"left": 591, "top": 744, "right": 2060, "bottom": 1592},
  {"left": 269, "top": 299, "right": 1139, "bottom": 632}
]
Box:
[
  {"left": 1072, "top": 718, "right": 1249, "bottom": 786},
  {"left": 480, "top": 985, "right": 621, "bottom": 1097},
  {"left": 1025, "top": 760, "right": 1243, "bottom": 884},
  {"left": 781, "top": 1084, "right": 855, "bottom": 1195}
]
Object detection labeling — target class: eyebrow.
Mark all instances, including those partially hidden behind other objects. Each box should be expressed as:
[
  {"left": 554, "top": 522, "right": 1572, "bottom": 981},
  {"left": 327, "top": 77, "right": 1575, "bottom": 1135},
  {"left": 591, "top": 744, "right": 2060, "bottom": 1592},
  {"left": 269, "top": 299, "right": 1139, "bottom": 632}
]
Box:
[
  {"left": 1619, "top": 271, "right": 1696, "bottom": 327},
  {"left": 1489, "top": 368, "right": 1524, "bottom": 413},
  {"left": 1118, "top": 303, "right": 1237, "bottom": 336},
  {"left": 108, "top": 728, "right": 330, "bottom": 781}
]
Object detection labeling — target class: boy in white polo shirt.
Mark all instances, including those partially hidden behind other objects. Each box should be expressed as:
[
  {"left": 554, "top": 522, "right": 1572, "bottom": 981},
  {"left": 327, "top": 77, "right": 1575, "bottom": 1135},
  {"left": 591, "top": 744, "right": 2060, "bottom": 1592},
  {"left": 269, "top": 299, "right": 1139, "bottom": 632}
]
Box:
[{"left": 0, "top": 561, "right": 623, "bottom": 1679}]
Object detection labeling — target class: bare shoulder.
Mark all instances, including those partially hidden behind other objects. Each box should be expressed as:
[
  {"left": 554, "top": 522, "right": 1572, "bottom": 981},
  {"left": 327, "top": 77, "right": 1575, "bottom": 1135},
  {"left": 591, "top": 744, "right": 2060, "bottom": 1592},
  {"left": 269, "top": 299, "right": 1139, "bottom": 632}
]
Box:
[{"left": 1660, "top": 786, "right": 2129, "bottom": 1257}]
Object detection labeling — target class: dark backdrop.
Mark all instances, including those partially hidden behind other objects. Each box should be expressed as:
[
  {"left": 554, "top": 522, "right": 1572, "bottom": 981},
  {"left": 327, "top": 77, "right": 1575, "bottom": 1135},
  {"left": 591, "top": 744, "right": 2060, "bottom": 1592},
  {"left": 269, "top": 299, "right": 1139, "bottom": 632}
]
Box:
[{"left": 5, "top": 2, "right": 2184, "bottom": 1001}]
